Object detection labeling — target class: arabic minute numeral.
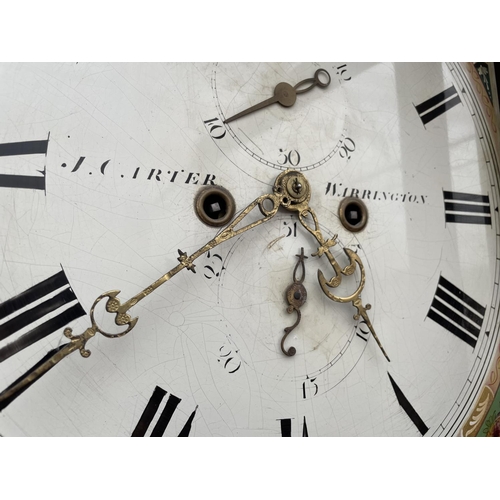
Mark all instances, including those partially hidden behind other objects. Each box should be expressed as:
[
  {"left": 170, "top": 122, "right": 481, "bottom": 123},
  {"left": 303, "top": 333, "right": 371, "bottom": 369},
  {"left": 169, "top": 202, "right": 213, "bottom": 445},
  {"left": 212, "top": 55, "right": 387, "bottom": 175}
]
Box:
[
  {"left": 217, "top": 345, "right": 241, "bottom": 374},
  {"left": 335, "top": 64, "right": 351, "bottom": 82},
  {"left": 278, "top": 149, "right": 300, "bottom": 167},
  {"left": 339, "top": 138, "right": 355, "bottom": 160},
  {"left": 203, "top": 251, "right": 225, "bottom": 279},
  {"left": 283, "top": 221, "right": 298, "bottom": 237},
  {"left": 302, "top": 376, "right": 318, "bottom": 399},
  {"left": 204, "top": 117, "right": 226, "bottom": 140},
  {"left": 356, "top": 319, "right": 370, "bottom": 342}
]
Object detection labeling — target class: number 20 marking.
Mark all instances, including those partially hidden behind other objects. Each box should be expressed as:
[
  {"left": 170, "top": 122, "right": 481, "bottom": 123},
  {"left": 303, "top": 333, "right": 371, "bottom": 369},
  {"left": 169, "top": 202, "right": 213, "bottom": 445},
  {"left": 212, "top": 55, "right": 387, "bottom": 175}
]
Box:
[{"left": 339, "top": 138, "right": 355, "bottom": 160}]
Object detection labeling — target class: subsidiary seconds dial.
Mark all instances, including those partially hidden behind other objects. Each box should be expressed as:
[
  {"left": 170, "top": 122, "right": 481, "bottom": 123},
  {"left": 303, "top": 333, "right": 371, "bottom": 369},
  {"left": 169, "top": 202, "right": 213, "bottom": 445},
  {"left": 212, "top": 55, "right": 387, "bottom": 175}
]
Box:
[{"left": 211, "top": 62, "right": 350, "bottom": 171}]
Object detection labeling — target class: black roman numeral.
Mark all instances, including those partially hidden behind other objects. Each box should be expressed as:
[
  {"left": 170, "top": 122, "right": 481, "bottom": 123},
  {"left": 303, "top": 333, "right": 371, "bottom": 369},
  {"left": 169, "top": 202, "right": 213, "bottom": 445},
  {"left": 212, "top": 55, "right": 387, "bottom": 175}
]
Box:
[
  {"left": 443, "top": 191, "right": 491, "bottom": 225},
  {"left": 0, "top": 270, "right": 86, "bottom": 363},
  {"left": 427, "top": 275, "right": 485, "bottom": 349},
  {"left": 131, "top": 385, "right": 198, "bottom": 437},
  {"left": 0, "top": 269, "right": 86, "bottom": 410},
  {"left": 415, "top": 85, "right": 461, "bottom": 125},
  {"left": 0, "top": 343, "right": 72, "bottom": 412},
  {"left": 0, "top": 137, "right": 49, "bottom": 191},
  {"left": 388, "top": 373, "right": 429, "bottom": 436},
  {"left": 278, "top": 416, "right": 309, "bottom": 437}
]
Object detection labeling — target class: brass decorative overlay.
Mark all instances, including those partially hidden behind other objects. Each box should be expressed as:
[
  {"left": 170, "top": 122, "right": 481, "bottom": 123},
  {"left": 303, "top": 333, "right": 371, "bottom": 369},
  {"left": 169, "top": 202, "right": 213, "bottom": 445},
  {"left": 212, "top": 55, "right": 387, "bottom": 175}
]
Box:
[
  {"left": 461, "top": 386, "right": 495, "bottom": 436},
  {"left": 461, "top": 350, "right": 500, "bottom": 436},
  {"left": 294, "top": 210, "right": 389, "bottom": 361},
  {"left": 0, "top": 169, "right": 390, "bottom": 409}
]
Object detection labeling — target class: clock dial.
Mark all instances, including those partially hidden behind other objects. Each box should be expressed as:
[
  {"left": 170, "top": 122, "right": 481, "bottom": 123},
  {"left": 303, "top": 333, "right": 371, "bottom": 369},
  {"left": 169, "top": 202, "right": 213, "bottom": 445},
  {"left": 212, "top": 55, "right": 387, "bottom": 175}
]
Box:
[
  {"left": 0, "top": 62, "right": 499, "bottom": 436},
  {"left": 212, "top": 62, "right": 348, "bottom": 171}
]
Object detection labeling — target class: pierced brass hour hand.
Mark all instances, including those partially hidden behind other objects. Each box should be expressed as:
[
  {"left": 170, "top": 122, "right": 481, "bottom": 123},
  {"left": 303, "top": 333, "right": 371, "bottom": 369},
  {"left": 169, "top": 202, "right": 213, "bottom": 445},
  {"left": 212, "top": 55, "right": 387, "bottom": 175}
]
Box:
[
  {"left": 0, "top": 171, "right": 295, "bottom": 409},
  {"left": 223, "top": 68, "right": 331, "bottom": 124},
  {"left": 296, "top": 208, "right": 391, "bottom": 362}
]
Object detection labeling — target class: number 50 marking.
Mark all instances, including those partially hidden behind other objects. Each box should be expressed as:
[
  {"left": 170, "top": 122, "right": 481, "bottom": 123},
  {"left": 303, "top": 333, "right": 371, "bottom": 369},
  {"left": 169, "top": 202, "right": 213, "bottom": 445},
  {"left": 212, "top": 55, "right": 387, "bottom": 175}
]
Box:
[{"left": 278, "top": 149, "right": 301, "bottom": 167}]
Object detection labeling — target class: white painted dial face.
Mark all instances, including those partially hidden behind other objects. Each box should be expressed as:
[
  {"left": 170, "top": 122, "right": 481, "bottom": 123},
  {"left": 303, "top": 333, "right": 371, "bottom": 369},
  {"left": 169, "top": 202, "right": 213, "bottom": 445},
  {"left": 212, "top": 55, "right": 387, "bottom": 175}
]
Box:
[
  {"left": 212, "top": 62, "right": 348, "bottom": 170},
  {"left": 0, "top": 63, "right": 498, "bottom": 436}
]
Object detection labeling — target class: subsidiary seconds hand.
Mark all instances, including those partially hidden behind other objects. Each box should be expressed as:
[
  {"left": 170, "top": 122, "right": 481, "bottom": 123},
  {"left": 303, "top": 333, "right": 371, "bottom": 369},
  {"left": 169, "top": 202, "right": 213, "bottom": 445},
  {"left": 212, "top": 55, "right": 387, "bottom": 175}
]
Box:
[{"left": 223, "top": 68, "right": 331, "bottom": 124}]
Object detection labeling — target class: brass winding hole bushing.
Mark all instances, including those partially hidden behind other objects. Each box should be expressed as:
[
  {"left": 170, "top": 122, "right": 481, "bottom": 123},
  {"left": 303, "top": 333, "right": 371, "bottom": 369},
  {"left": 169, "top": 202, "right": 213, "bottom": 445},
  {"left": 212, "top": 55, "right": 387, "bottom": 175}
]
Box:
[
  {"left": 338, "top": 197, "right": 368, "bottom": 232},
  {"left": 194, "top": 185, "right": 236, "bottom": 227}
]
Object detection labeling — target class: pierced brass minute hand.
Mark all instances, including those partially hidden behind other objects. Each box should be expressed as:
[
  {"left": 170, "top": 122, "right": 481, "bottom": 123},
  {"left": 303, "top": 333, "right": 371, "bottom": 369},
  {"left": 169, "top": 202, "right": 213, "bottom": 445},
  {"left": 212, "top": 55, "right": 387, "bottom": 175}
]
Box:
[
  {"left": 223, "top": 68, "right": 331, "bottom": 124},
  {"left": 0, "top": 169, "right": 388, "bottom": 411},
  {"left": 0, "top": 172, "right": 294, "bottom": 410}
]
